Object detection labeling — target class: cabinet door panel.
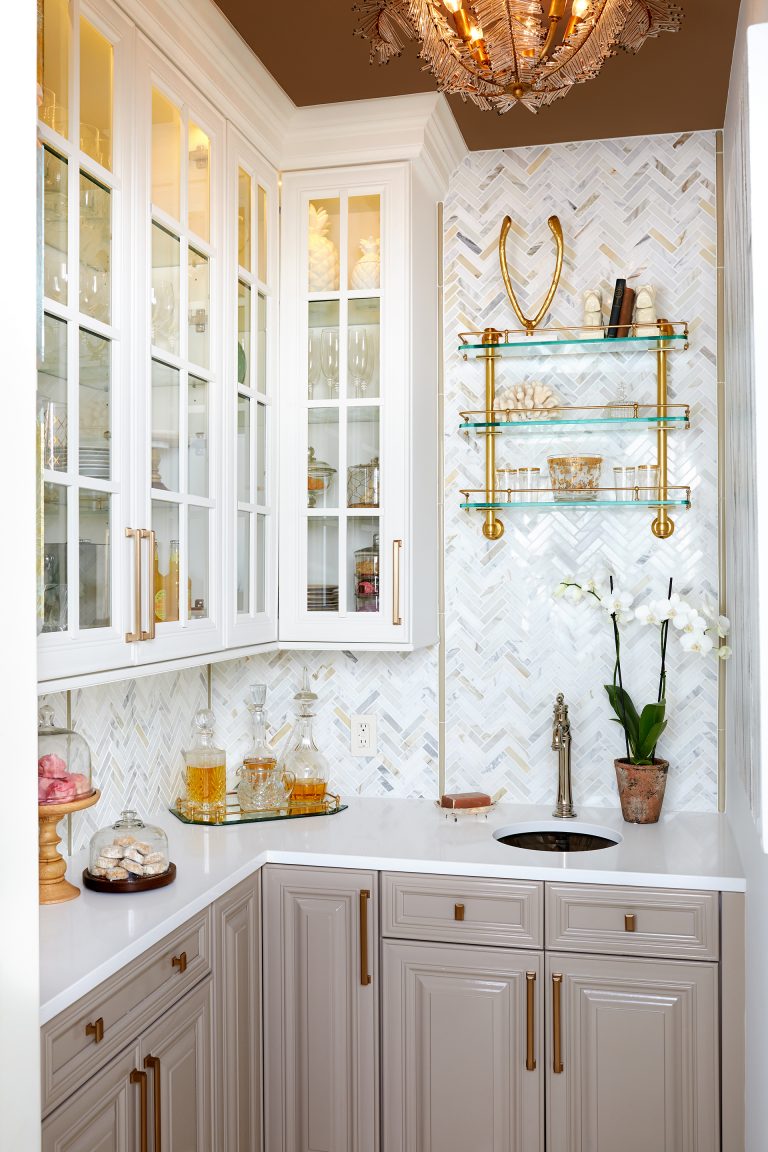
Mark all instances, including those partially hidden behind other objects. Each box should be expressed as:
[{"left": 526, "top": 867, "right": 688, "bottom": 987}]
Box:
[
  {"left": 263, "top": 864, "right": 378, "bottom": 1152},
  {"left": 42, "top": 1044, "right": 141, "bottom": 1152},
  {"left": 214, "top": 876, "right": 262, "bottom": 1152},
  {"left": 382, "top": 940, "right": 543, "bottom": 1152},
  {"left": 140, "top": 977, "right": 214, "bottom": 1152},
  {"left": 547, "top": 954, "right": 718, "bottom": 1152}
]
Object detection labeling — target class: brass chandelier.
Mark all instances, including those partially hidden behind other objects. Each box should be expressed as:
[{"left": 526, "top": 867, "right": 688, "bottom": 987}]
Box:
[{"left": 355, "top": 0, "right": 683, "bottom": 113}]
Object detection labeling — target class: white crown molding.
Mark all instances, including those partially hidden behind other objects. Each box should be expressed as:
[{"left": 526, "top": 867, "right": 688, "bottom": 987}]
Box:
[
  {"left": 114, "top": 0, "right": 294, "bottom": 166},
  {"left": 281, "top": 92, "right": 467, "bottom": 195},
  {"left": 113, "top": 0, "right": 468, "bottom": 187}
]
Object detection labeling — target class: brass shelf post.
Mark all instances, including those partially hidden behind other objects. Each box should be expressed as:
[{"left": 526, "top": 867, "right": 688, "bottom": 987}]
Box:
[
  {"left": 652, "top": 320, "right": 675, "bottom": 539},
  {"left": 482, "top": 328, "right": 503, "bottom": 540}
]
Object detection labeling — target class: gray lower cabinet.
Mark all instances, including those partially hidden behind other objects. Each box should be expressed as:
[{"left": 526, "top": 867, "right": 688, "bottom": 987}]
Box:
[
  {"left": 262, "top": 863, "right": 379, "bottom": 1152},
  {"left": 546, "top": 953, "right": 719, "bottom": 1152},
  {"left": 382, "top": 940, "right": 544, "bottom": 1152},
  {"left": 42, "top": 976, "right": 214, "bottom": 1151},
  {"left": 214, "top": 875, "right": 262, "bottom": 1152}
]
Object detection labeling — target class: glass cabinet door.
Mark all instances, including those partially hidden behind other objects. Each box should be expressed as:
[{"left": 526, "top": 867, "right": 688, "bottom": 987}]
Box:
[
  {"left": 37, "top": 0, "right": 130, "bottom": 680},
  {"left": 136, "top": 57, "right": 224, "bottom": 662},
  {"left": 228, "top": 135, "right": 277, "bottom": 646},
  {"left": 305, "top": 194, "right": 386, "bottom": 622}
]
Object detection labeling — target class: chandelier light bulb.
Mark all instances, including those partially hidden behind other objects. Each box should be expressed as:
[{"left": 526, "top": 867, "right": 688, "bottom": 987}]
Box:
[{"left": 357, "top": 0, "right": 683, "bottom": 113}]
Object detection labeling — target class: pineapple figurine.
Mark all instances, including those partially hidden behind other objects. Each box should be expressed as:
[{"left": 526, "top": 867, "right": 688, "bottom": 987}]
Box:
[
  {"left": 308, "top": 204, "right": 339, "bottom": 292},
  {"left": 351, "top": 236, "right": 381, "bottom": 290}
]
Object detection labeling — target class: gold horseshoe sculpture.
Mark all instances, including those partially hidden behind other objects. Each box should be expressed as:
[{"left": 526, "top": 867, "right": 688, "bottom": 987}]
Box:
[{"left": 498, "top": 214, "right": 564, "bottom": 332}]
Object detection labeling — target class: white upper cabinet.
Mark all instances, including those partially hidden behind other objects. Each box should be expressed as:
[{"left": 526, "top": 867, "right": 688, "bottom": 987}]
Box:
[
  {"left": 279, "top": 163, "right": 439, "bottom": 649},
  {"left": 37, "top": 3, "right": 280, "bottom": 686}
]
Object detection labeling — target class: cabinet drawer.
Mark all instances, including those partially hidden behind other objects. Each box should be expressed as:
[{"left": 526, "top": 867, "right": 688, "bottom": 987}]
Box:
[
  {"left": 41, "top": 907, "right": 211, "bottom": 1117},
  {"left": 382, "top": 872, "right": 543, "bottom": 948},
  {"left": 546, "top": 884, "right": 718, "bottom": 960}
]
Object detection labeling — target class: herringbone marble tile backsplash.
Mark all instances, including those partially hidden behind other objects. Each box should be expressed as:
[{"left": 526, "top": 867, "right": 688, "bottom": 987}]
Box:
[{"left": 46, "top": 130, "right": 720, "bottom": 852}]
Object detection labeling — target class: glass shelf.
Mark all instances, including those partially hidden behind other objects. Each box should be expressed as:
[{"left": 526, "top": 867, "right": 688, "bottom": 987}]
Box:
[
  {"left": 458, "top": 323, "right": 688, "bottom": 358},
  {"left": 461, "top": 497, "right": 692, "bottom": 510},
  {"left": 459, "top": 404, "right": 690, "bottom": 432}
]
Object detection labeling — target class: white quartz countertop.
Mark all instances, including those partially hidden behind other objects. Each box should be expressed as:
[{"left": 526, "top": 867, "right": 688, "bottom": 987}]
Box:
[{"left": 40, "top": 797, "right": 745, "bottom": 1025}]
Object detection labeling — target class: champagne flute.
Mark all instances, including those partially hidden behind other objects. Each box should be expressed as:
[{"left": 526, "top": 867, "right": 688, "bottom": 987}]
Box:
[
  {"left": 348, "top": 326, "right": 369, "bottom": 398},
  {"left": 307, "top": 330, "right": 321, "bottom": 399},
  {"left": 320, "top": 327, "right": 339, "bottom": 399}
]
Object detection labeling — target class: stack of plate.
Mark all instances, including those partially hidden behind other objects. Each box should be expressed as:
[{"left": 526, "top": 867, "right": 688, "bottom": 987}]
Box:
[
  {"left": 307, "top": 584, "right": 339, "bottom": 612},
  {"left": 79, "top": 446, "right": 110, "bottom": 479}
]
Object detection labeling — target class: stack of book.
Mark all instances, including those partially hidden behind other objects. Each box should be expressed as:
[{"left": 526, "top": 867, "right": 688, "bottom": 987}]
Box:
[{"left": 605, "top": 278, "right": 635, "bottom": 338}]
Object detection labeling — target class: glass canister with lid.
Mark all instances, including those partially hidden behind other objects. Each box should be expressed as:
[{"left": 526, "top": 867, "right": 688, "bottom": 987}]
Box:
[
  {"left": 38, "top": 703, "right": 95, "bottom": 805},
  {"left": 85, "top": 809, "right": 174, "bottom": 889}
]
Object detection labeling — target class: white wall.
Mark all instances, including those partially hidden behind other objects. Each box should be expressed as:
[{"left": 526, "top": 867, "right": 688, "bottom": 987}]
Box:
[
  {"left": 3, "top": 5, "right": 43, "bottom": 1149},
  {"left": 723, "top": 3, "right": 768, "bottom": 1148}
]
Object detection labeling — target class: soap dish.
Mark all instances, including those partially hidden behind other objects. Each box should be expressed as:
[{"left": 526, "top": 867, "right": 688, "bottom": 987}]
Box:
[{"left": 435, "top": 789, "right": 505, "bottom": 822}]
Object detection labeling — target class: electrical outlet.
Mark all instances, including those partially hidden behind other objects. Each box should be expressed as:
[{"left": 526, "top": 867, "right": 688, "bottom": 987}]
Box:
[{"left": 350, "top": 714, "right": 377, "bottom": 756}]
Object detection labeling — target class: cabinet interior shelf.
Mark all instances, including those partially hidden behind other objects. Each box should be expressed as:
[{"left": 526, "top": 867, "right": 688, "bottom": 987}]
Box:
[
  {"left": 459, "top": 402, "right": 690, "bottom": 432},
  {"left": 458, "top": 321, "right": 688, "bottom": 358},
  {"left": 460, "top": 486, "right": 692, "bottom": 511}
]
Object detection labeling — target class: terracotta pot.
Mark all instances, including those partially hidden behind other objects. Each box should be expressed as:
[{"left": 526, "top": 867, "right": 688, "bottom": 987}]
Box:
[{"left": 614, "top": 758, "right": 669, "bottom": 824}]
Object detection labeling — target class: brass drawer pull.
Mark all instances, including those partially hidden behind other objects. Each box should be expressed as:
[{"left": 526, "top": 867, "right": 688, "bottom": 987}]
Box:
[
  {"left": 125, "top": 528, "right": 143, "bottom": 643},
  {"left": 144, "top": 1054, "right": 162, "bottom": 1151},
  {"left": 130, "top": 1068, "right": 149, "bottom": 1152},
  {"left": 392, "top": 539, "right": 403, "bottom": 626},
  {"left": 85, "top": 1017, "right": 104, "bottom": 1044},
  {"left": 141, "top": 529, "right": 156, "bottom": 641},
  {"left": 171, "top": 951, "right": 187, "bottom": 973},
  {"left": 525, "top": 971, "right": 536, "bottom": 1071},
  {"left": 624, "top": 913, "right": 636, "bottom": 932},
  {"left": 360, "top": 890, "right": 371, "bottom": 986},
  {"left": 552, "top": 973, "right": 563, "bottom": 1074},
  {"left": 454, "top": 902, "right": 465, "bottom": 921}
]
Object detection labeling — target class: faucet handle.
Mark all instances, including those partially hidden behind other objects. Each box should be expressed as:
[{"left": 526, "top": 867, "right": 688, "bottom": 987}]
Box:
[{"left": 553, "top": 692, "right": 568, "bottom": 719}]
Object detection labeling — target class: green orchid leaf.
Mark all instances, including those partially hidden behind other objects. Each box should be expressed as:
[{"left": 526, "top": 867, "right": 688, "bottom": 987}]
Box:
[{"left": 604, "top": 684, "right": 640, "bottom": 754}]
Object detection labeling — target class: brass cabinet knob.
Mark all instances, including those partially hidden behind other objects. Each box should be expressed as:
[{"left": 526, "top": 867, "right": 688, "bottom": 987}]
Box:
[
  {"left": 85, "top": 1017, "right": 104, "bottom": 1043},
  {"left": 624, "top": 913, "right": 636, "bottom": 932},
  {"left": 171, "top": 951, "right": 187, "bottom": 973},
  {"left": 454, "top": 903, "right": 465, "bottom": 922}
]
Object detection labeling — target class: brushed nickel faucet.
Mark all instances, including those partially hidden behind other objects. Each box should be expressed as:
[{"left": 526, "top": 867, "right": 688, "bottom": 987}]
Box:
[{"left": 552, "top": 693, "right": 577, "bottom": 819}]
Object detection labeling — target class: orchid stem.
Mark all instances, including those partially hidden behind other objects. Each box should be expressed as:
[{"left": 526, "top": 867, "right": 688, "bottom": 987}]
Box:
[{"left": 609, "top": 575, "right": 631, "bottom": 762}]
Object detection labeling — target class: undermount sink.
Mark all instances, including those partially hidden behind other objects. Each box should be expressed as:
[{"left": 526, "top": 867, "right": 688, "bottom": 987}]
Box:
[{"left": 493, "top": 820, "right": 622, "bottom": 853}]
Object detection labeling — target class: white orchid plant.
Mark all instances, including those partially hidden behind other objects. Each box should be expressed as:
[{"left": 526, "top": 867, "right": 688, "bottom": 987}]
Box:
[{"left": 554, "top": 576, "right": 731, "bottom": 766}]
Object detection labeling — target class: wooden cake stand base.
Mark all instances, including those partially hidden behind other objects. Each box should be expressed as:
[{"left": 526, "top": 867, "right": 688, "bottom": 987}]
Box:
[{"left": 38, "top": 790, "right": 100, "bottom": 905}]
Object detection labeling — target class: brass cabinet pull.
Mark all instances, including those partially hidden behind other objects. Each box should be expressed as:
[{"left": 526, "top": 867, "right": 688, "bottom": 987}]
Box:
[
  {"left": 171, "top": 951, "right": 187, "bottom": 973},
  {"left": 85, "top": 1017, "right": 104, "bottom": 1044},
  {"left": 525, "top": 971, "right": 536, "bottom": 1071},
  {"left": 360, "top": 889, "right": 371, "bottom": 987},
  {"left": 392, "top": 539, "right": 403, "bottom": 626},
  {"left": 454, "top": 902, "right": 465, "bottom": 921},
  {"left": 130, "top": 1068, "right": 149, "bottom": 1152},
  {"left": 144, "top": 1054, "right": 162, "bottom": 1151},
  {"left": 141, "top": 529, "right": 156, "bottom": 641},
  {"left": 125, "top": 528, "right": 143, "bottom": 642},
  {"left": 552, "top": 973, "right": 563, "bottom": 1074},
  {"left": 624, "top": 912, "right": 636, "bottom": 932}
]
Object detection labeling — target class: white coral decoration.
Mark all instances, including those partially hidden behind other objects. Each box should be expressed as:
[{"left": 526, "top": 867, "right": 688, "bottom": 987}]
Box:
[
  {"left": 583, "top": 288, "right": 602, "bottom": 329},
  {"left": 308, "top": 204, "right": 340, "bottom": 292},
  {"left": 496, "top": 381, "right": 559, "bottom": 421}
]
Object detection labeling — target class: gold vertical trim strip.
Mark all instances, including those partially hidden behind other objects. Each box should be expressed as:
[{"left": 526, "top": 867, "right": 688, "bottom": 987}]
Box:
[
  {"left": 437, "top": 202, "right": 446, "bottom": 800},
  {"left": 715, "top": 128, "right": 727, "bottom": 814}
]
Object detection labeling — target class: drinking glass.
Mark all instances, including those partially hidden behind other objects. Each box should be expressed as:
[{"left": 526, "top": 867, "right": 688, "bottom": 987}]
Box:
[
  {"left": 495, "top": 468, "right": 516, "bottom": 503},
  {"left": 320, "top": 327, "right": 339, "bottom": 398},
  {"left": 516, "top": 466, "right": 541, "bottom": 504},
  {"left": 636, "top": 464, "right": 660, "bottom": 501},
  {"left": 613, "top": 465, "right": 636, "bottom": 501}
]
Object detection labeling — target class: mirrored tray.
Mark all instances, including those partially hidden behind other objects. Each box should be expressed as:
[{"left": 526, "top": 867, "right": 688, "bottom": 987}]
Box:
[{"left": 170, "top": 790, "right": 347, "bottom": 827}]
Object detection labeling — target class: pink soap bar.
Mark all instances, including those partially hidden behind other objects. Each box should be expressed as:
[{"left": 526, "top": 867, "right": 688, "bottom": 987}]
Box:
[{"left": 440, "top": 791, "right": 492, "bottom": 809}]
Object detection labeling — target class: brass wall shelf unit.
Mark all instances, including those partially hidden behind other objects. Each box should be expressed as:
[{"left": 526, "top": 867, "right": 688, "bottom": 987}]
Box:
[{"left": 459, "top": 322, "right": 691, "bottom": 541}]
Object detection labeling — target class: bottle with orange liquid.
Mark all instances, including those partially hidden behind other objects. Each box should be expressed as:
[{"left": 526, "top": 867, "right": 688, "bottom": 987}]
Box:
[
  {"left": 279, "top": 667, "right": 330, "bottom": 811},
  {"left": 182, "top": 708, "right": 227, "bottom": 822}
]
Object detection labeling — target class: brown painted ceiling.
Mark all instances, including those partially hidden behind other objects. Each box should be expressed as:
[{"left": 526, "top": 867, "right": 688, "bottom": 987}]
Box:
[{"left": 213, "top": 1, "right": 740, "bottom": 150}]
